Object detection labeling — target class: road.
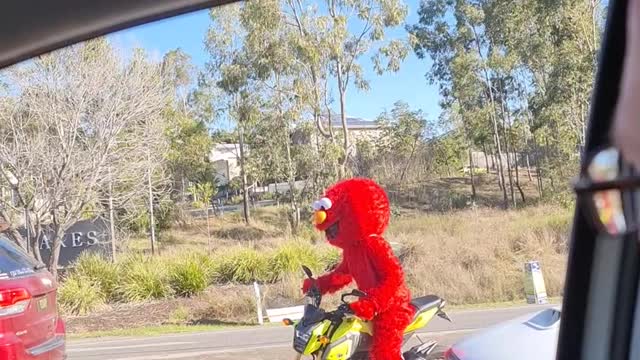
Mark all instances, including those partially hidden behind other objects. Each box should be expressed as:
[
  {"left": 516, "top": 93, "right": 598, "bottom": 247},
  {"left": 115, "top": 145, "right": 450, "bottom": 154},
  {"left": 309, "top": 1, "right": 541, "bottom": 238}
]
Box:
[{"left": 67, "top": 304, "right": 556, "bottom": 360}]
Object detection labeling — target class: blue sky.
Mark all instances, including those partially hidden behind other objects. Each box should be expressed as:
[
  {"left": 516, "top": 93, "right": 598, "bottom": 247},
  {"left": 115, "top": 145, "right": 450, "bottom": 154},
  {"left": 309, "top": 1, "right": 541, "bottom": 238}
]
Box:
[{"left": 110, "top": 0, "right": 441, "bottom": 126}]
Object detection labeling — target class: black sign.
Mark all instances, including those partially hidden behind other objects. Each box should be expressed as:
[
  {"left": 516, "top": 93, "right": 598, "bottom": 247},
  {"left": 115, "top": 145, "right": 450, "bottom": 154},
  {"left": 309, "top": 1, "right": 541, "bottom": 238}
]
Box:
[{"left": 22, "top": 219, "right": 111, "bottom": 267}]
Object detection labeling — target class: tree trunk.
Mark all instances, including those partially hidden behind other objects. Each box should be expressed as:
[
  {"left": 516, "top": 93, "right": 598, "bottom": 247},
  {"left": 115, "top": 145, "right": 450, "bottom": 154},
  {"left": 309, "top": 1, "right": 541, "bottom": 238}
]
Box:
[
  {"left": 514, "top": 155, "right": 526, "bottom": 203},
  {"left": 509, "top": 127, "right": 526, "bottom": 204},
  {"left": 31, "top": 219, "right": 42, "bottom": 263},
  {"left": 238, "top": 122, "right": 250, "bottom": 224},
  {"left": 500, "top": 98, "right": 516, "bottom": 208},
  {"left": 285, "top": 120, "right": 299, "bottom": 231},
  {"left": 493, "top": 133, "right": 507, "bottom": 201},
  {"left": 336, "top": 60, "right": 349, "bottom": 177},
  {"left": 181, "top": 176, "right": 186, "bottom": 202},
  {"left": 400, "top": 135, "right": 420, "bottom": 184},
  {"left": 47, "top": 219, "right": 64, "bottom": 279},
  {"left": 206, "top": 208, "right": 212, "bottom": 254},
  {"left": 489, "top": 145, "right": 496, "bottom": 170},
  {"left": 468, "top": 148, "right": 476, "bottom": 203},
  {"left": 482, "top": 141, "right": 490, "bottom": 173},
  {"left": 147, "top": 161, "right": 157, "bottom": 256},
  {"left": 544, "top": 137, "right": 555, "bottom": 191}
]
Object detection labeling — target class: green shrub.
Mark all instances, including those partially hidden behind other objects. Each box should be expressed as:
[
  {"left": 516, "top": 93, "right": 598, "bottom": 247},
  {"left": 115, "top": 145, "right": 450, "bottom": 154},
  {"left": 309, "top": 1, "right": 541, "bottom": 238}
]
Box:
[
  {"left": 169, "top": 255, "right": 210, "bottom": 297},
  {"left": 270, "top": 242, "right": 322, "bottom": 279},
  {"left": 212, "top": 248, "right": 271, "bottom": 284},
  {"left": 72, "top": 252, "right": 119, "bottom": 301},
  {"left": 117, "top": 255, "right": 172, "bottom": 302},
  {"left": 320, "top": 247, "right": 341, "bottom": 270},
  {"left": 58, "top": 275, "right": 105, "bottom": 315}
]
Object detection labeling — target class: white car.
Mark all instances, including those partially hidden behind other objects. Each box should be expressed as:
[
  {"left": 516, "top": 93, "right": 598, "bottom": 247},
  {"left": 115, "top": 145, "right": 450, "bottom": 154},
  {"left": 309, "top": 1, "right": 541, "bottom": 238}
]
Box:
[{"left": 444, "top": 307, "right": 561, "bottom": 360}]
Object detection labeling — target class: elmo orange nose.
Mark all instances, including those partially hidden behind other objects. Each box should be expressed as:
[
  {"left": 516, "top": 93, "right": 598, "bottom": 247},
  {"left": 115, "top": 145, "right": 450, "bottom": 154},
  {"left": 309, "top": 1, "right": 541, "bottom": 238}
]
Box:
[{"left": 314, "top": 210, "right": 327, "bottom": 225}]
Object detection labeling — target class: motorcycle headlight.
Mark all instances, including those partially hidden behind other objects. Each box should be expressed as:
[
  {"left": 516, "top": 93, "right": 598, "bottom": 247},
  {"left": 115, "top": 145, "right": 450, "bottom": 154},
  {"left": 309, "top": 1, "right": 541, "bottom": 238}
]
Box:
[
  {"left": 305, "top": 296, "right": 315, "bottom": 305},
  {"left": 293, "top": 325, "right": 313, "bottom": 353}
]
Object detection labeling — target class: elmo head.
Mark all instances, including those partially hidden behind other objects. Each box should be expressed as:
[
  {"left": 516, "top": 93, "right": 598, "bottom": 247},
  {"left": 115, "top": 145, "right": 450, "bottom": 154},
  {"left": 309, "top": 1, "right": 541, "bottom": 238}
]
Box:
[{"left": 312, "top": 178, "right": 390, "bottom": 248}]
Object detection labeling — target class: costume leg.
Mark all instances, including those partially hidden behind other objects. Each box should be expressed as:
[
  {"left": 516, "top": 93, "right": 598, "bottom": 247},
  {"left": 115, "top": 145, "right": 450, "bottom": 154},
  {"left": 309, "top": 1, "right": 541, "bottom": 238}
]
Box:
[{"left": 370, "top": 305, "right": 413, "bottom": 360}]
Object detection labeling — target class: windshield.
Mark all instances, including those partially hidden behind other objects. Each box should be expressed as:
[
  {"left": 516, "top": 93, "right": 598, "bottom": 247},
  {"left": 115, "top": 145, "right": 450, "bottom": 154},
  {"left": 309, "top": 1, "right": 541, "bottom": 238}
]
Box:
[{"left": 0, "top": 0, "right": 603, "bottom": 358}]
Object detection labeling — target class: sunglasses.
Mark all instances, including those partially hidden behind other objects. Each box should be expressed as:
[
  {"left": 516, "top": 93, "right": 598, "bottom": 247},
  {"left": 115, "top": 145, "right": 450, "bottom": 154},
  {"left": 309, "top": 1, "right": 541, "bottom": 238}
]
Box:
[{"left": 573, "top": 147, "right": 640, "bottom": 236}]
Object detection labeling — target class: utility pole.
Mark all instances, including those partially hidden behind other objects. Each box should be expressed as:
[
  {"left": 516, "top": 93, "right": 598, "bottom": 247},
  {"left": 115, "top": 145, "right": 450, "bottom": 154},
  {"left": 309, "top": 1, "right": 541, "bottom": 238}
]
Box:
[
  {"left": 108, "top": 167, "right": 117, "bottom": 262},
  {"left": 147, "top": 156, "right": 156, "bottom": 255}
]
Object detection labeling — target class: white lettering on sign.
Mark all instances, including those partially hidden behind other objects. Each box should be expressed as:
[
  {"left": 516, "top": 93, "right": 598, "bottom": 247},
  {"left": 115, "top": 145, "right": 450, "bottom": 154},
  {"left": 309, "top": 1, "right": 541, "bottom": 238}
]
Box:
[
  {"left": 39, "top": 234, "right": 51, "bottom": 250},
  {"left": 71, "top": 232, "right": 83, "bottom": 247},
  {"left": 39, "top": 231, "right": 104, "bottom": 249},
  {"left": 86, "top": 231, "right": 99, "bottom": 245}
]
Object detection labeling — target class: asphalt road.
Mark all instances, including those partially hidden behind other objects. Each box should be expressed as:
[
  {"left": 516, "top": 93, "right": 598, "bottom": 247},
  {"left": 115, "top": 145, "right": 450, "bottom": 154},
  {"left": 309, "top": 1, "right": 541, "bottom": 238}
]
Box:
[{"left": 67, "top": 304, "right": 556, "bottom": 360}]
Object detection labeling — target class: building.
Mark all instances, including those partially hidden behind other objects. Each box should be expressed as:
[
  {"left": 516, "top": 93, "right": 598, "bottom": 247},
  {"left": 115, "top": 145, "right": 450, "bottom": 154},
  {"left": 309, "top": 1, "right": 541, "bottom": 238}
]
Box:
[
  {"left": 329, "top": 115, "right": 382, "bottom": 143},
  {"left": 318, "top": 114, "right": 382, "bottom": 155},
  {"left": 209, "top": 143, "right": 243, "bottom": 186}
]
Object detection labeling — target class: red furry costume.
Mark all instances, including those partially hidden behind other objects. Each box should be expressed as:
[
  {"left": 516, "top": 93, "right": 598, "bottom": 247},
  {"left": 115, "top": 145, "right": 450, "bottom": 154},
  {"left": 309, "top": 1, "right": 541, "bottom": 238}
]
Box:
[{"left": 303, "top": 178, "right": 414, "bottom": 360}]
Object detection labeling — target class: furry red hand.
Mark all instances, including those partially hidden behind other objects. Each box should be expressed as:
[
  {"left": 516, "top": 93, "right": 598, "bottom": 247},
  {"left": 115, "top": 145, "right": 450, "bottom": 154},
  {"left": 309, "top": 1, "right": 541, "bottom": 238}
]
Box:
[
  {"left": 349, "top": 298, "right": 377, "bottom": 320},
  {"left": 301, "top": 278, "right": 313, "bottom": 295}
]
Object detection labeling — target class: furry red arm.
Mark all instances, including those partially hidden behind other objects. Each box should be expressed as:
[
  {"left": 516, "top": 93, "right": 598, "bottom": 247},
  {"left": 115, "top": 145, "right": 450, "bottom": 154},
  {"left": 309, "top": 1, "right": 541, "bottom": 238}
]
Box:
[
  {"left": 360, "top": 235, "right": 407, "bottom": 314},
  {"left": 302, "top": 260, "right": 352, "bottom": 295}
]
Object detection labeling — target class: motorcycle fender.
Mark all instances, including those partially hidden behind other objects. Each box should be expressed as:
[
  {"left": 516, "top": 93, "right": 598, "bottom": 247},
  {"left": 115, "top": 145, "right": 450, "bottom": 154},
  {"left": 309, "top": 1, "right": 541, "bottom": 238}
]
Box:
[
  {"left": 322, "top": 318, "right": 372, "bottom": 360},
  {"left": 304, "top": 320, "right": 332, "bottom": 355},
  {"left": 405, "top": 307, "right": 438, "bottom": 333}
]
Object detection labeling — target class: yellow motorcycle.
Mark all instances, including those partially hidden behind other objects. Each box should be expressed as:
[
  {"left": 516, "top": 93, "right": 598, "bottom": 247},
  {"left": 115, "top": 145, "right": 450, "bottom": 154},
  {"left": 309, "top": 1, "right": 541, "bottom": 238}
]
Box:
[{"left": 284, "top": 266, "right": 451, "bottom": 360}]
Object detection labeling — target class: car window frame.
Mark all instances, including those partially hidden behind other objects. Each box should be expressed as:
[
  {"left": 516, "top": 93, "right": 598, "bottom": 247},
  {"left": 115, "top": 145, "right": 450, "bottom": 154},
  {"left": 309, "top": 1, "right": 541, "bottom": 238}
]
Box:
[{"left": 557, "top": 1, "right": 638, "bottom": 359}]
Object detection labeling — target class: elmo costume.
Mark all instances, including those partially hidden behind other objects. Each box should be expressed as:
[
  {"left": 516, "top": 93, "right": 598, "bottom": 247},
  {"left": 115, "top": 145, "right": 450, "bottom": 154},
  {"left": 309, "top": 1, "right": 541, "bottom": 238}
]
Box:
[{"left": 303, "top": 178, "right": 414, "bottom": 360}]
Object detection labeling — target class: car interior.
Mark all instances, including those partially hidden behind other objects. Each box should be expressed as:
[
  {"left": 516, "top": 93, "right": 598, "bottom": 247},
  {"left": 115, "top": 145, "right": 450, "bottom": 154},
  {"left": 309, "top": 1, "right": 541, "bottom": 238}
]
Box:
[
  {"left": 0, "top": 0, "right": 635, "bottom": 359},
  {"left": 557, "top": 0, "right": 637, "bottom": 359}
]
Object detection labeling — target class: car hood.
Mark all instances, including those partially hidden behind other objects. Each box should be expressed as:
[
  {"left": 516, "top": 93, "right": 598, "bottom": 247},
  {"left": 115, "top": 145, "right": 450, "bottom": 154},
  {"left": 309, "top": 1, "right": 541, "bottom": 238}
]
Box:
[{"left": 450, "top": 306, "right": 561, "bottom": 360}]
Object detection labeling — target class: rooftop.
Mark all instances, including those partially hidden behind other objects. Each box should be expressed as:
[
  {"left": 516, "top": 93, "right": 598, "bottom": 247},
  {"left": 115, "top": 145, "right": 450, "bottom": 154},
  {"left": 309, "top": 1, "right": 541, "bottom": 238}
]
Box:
[{"left": 321, "top": 113, "right": 379, "bottom": 129}]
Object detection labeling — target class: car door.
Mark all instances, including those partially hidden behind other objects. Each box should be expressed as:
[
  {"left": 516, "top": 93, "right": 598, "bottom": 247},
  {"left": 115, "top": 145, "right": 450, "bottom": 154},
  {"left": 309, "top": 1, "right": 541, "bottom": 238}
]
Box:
[{"left": 556, "top": 1, "right": 639, "bottom": 359}]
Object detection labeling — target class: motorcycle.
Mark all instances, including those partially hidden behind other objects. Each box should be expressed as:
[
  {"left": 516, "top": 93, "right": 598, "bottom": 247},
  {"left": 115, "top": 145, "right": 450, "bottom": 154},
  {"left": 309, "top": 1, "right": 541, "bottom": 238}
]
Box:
[{"left": 283, "top": 265, "right": 452, "bottom": 360}]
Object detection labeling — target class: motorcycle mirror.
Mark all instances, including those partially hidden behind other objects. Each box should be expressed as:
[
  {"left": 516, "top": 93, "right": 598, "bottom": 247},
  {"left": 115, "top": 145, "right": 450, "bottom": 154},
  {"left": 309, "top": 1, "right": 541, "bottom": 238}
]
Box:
[{"left": 301, "top": 265, "right": 313, "bottom": 279}]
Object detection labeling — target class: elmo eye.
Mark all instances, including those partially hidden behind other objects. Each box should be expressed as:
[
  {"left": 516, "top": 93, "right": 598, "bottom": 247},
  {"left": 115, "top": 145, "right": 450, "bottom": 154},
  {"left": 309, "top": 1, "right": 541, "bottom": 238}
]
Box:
[
  {"left": 312, "top": 201, "right": 321, "bottom": 211},
  {"left": 319, "top": 198, "right": 332, "bottom": 210}
]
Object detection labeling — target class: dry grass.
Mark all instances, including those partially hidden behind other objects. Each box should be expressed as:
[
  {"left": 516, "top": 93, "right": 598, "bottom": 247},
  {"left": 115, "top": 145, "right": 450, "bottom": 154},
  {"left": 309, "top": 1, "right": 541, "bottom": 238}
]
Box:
[{"left": 388, "top": 205, "right": 570, "bottom": 304}]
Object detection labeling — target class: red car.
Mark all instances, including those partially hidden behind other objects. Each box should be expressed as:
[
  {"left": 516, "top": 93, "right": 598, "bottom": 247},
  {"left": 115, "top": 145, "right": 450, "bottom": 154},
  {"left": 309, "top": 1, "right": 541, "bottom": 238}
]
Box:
[{"left": 0, "top": 235, "right": 66, "bottom": 360}]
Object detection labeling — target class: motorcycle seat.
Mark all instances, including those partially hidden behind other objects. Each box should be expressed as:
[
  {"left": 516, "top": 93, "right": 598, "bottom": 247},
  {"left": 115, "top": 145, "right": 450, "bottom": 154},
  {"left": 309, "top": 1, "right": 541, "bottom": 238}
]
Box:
[{"left": 410, "top": 295, "right": 442, "bottom": 315}]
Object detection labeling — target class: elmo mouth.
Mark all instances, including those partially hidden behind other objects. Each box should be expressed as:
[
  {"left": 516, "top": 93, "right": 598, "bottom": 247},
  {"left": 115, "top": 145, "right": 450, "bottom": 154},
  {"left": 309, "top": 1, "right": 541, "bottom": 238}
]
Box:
[{"left": 325, "top": 222, "right": 339, "bottom": 240}]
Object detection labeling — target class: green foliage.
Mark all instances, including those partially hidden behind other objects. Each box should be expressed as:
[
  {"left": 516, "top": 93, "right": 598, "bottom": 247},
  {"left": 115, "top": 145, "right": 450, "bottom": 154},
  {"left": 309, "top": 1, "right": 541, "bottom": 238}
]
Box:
[
  {"left": 270, "top": 242, "right": 323, "bottom": 278},
  {"left": 212, "top": 248, "right": 272, "bottom": 284},
  {"left": 319, "top": 247, "right": 341, "bottom": 270},
  {"left": 169, "top": 254, "right": 211, "bottom": 297},
  {"left": 166, "top": 110, "right": 215, "bottom": 186},
  {"left": 189, "top": 182, "right": 216, "bottom": 209},
  {"left": 117, "top": 255, "right": 173, "bottom": 302},
  {"left": 58, "top": 275, "right": 105, "bottom": 315},
  {"left": 430, "top": 130, "right": 466, "bottom": 177},
  {"left": 72, "top": 253, "right": 119, "bottom": 301}
]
